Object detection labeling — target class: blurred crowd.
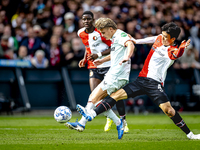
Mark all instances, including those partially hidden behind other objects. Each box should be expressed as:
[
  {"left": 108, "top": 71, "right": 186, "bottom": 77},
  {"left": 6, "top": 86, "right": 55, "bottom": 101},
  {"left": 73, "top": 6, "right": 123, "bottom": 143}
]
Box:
[{"left": 0, "top": 0, "right": 200, "bottom": 69}]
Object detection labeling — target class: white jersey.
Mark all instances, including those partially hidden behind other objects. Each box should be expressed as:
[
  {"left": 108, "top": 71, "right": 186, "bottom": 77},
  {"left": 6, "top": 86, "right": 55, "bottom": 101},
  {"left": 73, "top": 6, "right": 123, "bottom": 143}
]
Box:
[
  {"left": 135, "top": 34, "right": 186, "bottom": 85},
  {"left": 77, "top": 27, "right": 111, "bottom": 69},
  {"left": 105, "top": 29, "right": 131, "bottom": 81}
]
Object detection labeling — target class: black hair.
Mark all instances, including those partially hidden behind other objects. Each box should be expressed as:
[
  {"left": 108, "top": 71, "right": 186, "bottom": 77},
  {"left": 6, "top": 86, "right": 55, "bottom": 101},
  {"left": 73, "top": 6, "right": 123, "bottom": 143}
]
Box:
[
  {"left": 161, "top": 22, "right": 181, "bottom": 39},
  {"left": 82, "top": 11, "right": 94, "bottom": 18}
]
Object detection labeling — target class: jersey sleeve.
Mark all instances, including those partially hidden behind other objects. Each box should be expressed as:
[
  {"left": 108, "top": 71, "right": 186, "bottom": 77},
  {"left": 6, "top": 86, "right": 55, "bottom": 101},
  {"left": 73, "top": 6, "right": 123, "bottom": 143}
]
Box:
[
  {"left": 118, "top": 32, "right": 131, "bottom": 46},
  {"left": 168, "top": 41, "right": 186, "bottom": 60},
  {"left": 133, "top": 36, "right": 158, "bottom": 44}
]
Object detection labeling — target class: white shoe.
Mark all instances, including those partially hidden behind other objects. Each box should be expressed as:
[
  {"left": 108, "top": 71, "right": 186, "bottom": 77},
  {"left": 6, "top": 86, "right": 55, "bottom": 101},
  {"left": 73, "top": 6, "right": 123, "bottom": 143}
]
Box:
[
  {"left": 187, "top": 132, "right": 200, "bottom": 140},
  {"left": 76, "top": 104, "right": 95, "bottom": 121},
  {"left": 65, "top": 120, "right": 85, "bottom": 132}
]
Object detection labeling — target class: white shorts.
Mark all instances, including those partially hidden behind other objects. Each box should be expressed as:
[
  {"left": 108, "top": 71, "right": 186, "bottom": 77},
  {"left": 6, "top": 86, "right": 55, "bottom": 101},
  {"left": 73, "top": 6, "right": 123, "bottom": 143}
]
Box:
[{"left": 99, "top": 74, "right": 128, "bottom": 95}]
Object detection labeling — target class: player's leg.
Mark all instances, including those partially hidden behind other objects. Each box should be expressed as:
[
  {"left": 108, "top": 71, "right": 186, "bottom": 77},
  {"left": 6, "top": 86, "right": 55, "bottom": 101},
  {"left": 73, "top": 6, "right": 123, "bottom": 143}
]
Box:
[
  {"left": 65, "top": 72, "right": 102, "bottom": 132},
  {"left": 145, "top": 77, "right": 200, "bottom": 140},
  {"left": 116, "top": 100, "right": 129, "bottom": 133},
  {"left": 159, "top": 102, "right": 200, "bottom": 139},
  {"left": 85, "top": 79, "right": 143, "bottom": 120}
]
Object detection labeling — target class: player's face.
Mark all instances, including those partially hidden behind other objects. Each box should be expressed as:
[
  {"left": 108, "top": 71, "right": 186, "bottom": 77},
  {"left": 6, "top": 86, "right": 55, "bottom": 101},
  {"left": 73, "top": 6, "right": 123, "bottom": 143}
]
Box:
[
  {"left": 100, "top": 28, "right": 112, "bottom": 40},
  {"left": 82, "top": 14, "right": 93, "bottom": 29},
  {"left": 162, "top": 31, "right": 175, "bottom": 46}
]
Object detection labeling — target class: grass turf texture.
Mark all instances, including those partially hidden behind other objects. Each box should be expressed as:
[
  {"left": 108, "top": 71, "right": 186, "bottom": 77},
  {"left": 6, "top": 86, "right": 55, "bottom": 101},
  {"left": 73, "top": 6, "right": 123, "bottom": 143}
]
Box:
[{"left": 0, "top": 112, "right": 200, "bottom": 150}]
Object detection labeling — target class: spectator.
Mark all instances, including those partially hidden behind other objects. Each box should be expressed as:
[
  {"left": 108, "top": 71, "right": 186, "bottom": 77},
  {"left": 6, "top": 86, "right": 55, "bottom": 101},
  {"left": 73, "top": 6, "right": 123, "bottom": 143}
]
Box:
[
  {"left": 20, "top": 26, "right": 44, "bottom": 56},
  {"left": 175, "top": 44, "right": 200, "bottom": 70},
  {"left": 51, "top": 25, "right": 64, "bottom": 45},
  {"left": 69, "top": 37, "right": 84, "bottom": 67},
  {"left": 3, "top": 24, "right": 19, "bottom": 51},
  {"left": 0, "top": 35, "right": 10, "bottom": 58},
  {"left": 14, "top": 26, "right": 25, "bottom": 46},
  {"left": 61, "top": 42, "right": 74, "bottom": 66},
  {"left": 17, "top": 45, "right": 31, "bottom": 60},
  {"left": 0, "top": 23, "right": 5, "bottom": 39},
  {"left": 47, "top": 35, "right": 63, "bottom": 67},
  {"left": 50, "top": 3, "right": 65, "bottom": 26},
  {"left": 31, "top": 50, "right": 49, "bottom": 68},
  {"left": 63, "top": 12, "right": 78, "bottom": 33}
]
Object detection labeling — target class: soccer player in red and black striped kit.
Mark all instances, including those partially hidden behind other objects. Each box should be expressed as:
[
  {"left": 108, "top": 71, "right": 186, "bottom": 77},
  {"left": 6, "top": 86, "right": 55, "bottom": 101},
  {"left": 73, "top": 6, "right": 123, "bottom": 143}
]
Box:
[{"left": 79, "top": 22, "right": 200, "bottom": 140}]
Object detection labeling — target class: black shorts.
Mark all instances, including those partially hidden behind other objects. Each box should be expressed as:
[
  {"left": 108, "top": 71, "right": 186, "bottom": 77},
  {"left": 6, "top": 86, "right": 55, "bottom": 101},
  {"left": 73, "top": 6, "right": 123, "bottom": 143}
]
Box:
[
  {"left": 123, "top": 77, "right": 169, "bottom": 106},
  {"left": 89, "top": 67, "right": 110, "bottom": 81}
]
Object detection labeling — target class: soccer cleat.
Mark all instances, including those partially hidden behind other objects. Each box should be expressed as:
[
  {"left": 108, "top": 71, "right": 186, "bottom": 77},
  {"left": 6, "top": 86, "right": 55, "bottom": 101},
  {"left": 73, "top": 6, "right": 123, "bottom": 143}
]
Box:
[
  {"left": 187, "top": 132, "right": 200, "bottom": 140},
  {"left": 65, "top": 120, "right": 85, "bottom": 132},
  {"left": 104, "top": 118, "right": 113, "bottom": 132},
  {"left": 116, "top": 119, "right": 124, "bottom": 139},
  {"left": 76, "top": 104, "right": 94, "bottom": 121},
  {"left": 123, "top": 119, "right": 129, "bottom": 133}
]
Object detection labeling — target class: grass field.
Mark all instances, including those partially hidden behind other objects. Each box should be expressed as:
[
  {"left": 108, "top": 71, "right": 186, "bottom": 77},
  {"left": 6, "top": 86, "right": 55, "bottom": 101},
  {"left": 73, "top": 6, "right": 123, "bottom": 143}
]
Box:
[{"left": 0, "top": 111, "right": 200, "bottom": 150}]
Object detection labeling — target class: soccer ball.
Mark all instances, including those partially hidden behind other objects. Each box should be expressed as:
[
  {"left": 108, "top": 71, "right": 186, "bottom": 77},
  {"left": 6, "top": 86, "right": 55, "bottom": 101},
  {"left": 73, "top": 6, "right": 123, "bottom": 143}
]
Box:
[{"left": 54, "top": 106, "right": 72, "bottom": 123}]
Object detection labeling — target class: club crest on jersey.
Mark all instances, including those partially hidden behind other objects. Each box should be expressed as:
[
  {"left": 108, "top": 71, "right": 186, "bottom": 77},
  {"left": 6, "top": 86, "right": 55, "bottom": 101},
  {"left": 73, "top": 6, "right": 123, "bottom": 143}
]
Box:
[{"left": 93, "top": 36, "right": 97, "bottom": 41}]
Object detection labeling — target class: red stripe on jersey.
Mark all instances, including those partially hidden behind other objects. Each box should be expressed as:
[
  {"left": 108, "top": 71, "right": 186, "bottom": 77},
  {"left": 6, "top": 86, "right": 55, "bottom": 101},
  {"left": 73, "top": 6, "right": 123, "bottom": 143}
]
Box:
[
  {"left": 139, "top": 49, "right": 154, "bottom": 77},
  {"left": 95, "top": 29, "right": 112, "bottom": 47},
  {"left": 139, "top": 35, "right": 163, "bottom": 77}
]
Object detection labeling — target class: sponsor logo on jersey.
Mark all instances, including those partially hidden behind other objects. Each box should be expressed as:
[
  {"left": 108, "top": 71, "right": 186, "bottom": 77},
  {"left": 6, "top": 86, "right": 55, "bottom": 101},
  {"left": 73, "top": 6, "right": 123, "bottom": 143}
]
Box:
[
  {"left": 92, "top": 43, "right": 100, "bottom": 47},
  {"left": 121, "top": 32, "right": 127, "bottom": 37},
  {"left": 155, "top": 50, "right": 165, "bottom": 57},
  {"left": 93, "top": 36, "right": 97, "bottom": 41}
]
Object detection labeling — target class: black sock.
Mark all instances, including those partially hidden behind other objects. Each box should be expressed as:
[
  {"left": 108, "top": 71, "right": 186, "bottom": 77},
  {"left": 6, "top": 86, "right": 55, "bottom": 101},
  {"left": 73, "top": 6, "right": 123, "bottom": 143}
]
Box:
[
  {"left": 170, "top": 111, "right": 190, "bottom": 134},
  {"left": 94, "top": 97, "right": 117, "bottom": 115},
  {"left": 116, "top": 100, "right": 126, "bottom": 119}
]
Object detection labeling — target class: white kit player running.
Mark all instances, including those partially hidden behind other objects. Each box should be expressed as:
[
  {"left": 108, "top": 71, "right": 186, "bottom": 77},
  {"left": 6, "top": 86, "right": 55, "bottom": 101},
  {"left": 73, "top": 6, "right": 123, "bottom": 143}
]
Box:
[
  {"left": 75, "top": 17, "right": 135, "bottom": 139},
  {"left": 65, "top": 12, "right": 129, "bottom": 134}
]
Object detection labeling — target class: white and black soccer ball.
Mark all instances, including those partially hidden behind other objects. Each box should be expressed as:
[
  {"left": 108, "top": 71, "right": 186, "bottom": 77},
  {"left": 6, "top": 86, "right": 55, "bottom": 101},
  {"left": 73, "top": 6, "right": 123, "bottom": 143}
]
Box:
[{"left": 54, "top": 106, "right": 72, "bottom": 123}]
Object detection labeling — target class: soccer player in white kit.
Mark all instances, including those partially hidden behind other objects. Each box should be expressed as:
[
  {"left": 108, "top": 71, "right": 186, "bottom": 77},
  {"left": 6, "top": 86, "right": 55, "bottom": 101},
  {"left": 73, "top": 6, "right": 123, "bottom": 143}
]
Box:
[
  {"left": 76, "top": 17, "right": 135, "bottom": 139},
  {"left": 79, "top": 22, "right": 200, "bottom": 140}
]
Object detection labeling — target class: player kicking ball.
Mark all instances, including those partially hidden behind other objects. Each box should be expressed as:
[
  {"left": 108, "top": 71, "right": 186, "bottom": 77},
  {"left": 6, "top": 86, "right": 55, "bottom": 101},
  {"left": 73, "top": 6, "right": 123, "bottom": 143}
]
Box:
[
  {"left": 73, "top": 17, "right": 135, "bottom": 139},
  {"left": 77, "top": 22, "right": 200, "bottom": 140},
  {"left": 65, "top": 11, "right": 129, "bottom": 134}
]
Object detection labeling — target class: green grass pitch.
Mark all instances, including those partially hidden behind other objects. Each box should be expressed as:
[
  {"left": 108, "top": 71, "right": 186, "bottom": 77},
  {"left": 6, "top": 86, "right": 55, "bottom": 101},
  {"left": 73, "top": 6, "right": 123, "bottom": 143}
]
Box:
[{"left": 0, "top": 112, "right": 200, "bottom": 150}]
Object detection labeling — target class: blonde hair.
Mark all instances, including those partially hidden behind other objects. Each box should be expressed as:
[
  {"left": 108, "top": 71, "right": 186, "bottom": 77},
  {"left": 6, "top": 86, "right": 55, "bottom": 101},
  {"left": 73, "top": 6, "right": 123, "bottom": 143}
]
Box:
[{"left": 95, "top": 18, "right": 117, "bottom": 30}]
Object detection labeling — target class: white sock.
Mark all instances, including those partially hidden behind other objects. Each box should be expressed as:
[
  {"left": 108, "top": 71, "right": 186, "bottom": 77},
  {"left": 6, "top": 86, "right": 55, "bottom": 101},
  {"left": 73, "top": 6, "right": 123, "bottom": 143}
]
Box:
[
  {"left": 86, "top": 98, "right": 95, "bottom": 110},
  {"left": 103, "top": 109, "right": 121, "bottom": 126},
  {"left": 78, "top": 116, "right": 88, "bottom": 126},
  {"left": 90, "top": 109, "right": 97, "bottom": 117}
]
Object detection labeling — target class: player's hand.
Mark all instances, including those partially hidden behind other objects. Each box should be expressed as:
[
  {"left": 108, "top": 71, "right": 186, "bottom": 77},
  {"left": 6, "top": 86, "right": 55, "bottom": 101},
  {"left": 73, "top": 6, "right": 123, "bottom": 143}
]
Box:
[
  {"left": 93, "top": 59, "right": 103, "bottom": 66},
  {"left": 79, "top": 59, "right": 86, "bottom": 68},
  {"left": 119, "top": 57, "right": 129, "bottom": 65},
  {"left": 87, "top": 53, "right": 98, "bottom": 61},
  {"left": 184, "top": 39, "right": 191, "bottom": 49}
]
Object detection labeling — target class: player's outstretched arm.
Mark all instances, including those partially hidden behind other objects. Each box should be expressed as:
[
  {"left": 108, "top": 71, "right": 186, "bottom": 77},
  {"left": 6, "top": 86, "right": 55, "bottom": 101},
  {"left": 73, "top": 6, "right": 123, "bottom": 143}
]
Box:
[
  {"left": 168, "top": 39, "right": 191, "bottom": 60},
  {"left": 128, "top": 35, "right": 157, "bottom": 45},
  {"left": 119, "top": 41, "right": 135, "bottom": 65}
]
